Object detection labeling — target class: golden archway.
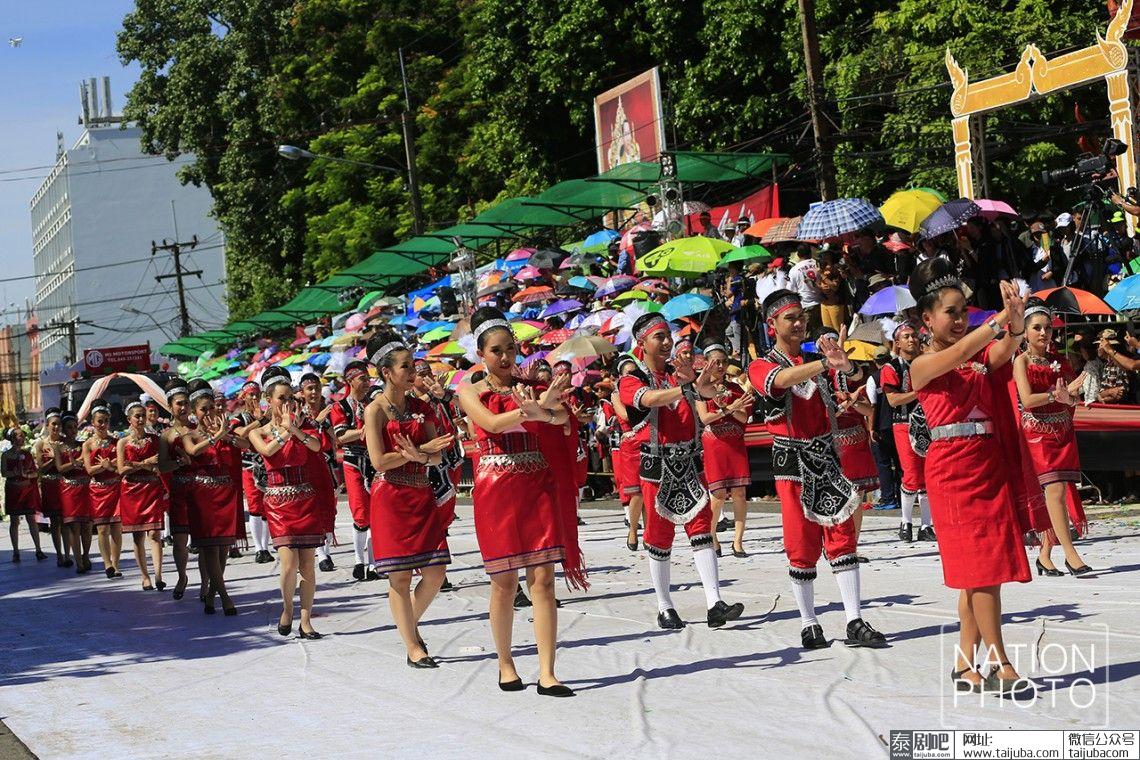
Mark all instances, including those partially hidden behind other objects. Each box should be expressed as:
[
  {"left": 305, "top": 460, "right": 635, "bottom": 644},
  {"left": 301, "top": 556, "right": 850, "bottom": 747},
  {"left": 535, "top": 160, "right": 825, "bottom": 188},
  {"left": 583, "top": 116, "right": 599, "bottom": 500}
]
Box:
[{"left": 946, "top": 0, "right": 1136, "bottom": 230}]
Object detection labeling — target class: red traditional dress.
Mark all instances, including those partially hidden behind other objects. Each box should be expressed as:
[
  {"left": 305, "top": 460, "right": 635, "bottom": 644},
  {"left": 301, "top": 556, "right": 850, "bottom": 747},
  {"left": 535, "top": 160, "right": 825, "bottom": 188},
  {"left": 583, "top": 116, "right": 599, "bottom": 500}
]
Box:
[
  {"left": 1018, "top": 353, "right": 1087, "bottom": 535},
  {"left": 185, "top": 438, "right": 240, "bottom": 548},
  {"left": 36, "top": 443, "right": 62, "bottom": 518},
  {"left": 119, "top": 434, "right": 168, "bottom": 533},
  {"left": 535, "top": 399, "right": 586, "bottom": 574},
  {"left": 330, "top": 395, "right": 371, "bottom": 530},
  {"left": 701, "top": 383, "right": 751, "bottom": 496},
  {"left": 166, "top": 427, "right": 193, "bottom": 535},
  {"left": 370, "top": 396, "right": 451, "bottom": 573},
  {"left": 57, "top": 442, "right": 92, "bottom": 525},
  {"left": 262, "top": 431, "right": 326, "bottom": 549},
  {"left": 231, "top": 411, "right": 266, "bottom": 522},
  {"left": 423, "top": 393, "right": 463, "bottom": 543},
  {"left": 831, "top": 372, "right": 878, "bottom": 496},
  {"left": 301, "top": 411, "right": 338, "bottom": 537},
  {"left": 86, "top": 435, "right": 121, "bottom": 526},
  {"left": 916, "top": 343, "right": 1036, "bottom": 589},
  {"left": 749, "top": 349, "right": 859, "bottom": 579},
  {"left": 614, "top": 402, "right": 642, "bottom": 506},
  {"left": 618, "top": 363, "right": 713, "bottom": 559},
  {"left": 472, "top": 384, "right": 583, "bottom": 586},
  {"left": 879, "top": 358, "right": 925, "bottom": 495},
  {"left": 3, "top": 449, "right": 40, "bottom": 516}
]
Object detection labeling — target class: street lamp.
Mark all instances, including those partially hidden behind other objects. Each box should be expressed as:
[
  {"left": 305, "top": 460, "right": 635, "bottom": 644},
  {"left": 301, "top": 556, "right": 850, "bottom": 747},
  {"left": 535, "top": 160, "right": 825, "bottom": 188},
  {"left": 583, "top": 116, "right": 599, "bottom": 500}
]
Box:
[
  {"left": 277, "top": 144, "right": 423, "bottom": 234},
  {"left": 121, "top": 305, "right": 174, "bottom": 341}
]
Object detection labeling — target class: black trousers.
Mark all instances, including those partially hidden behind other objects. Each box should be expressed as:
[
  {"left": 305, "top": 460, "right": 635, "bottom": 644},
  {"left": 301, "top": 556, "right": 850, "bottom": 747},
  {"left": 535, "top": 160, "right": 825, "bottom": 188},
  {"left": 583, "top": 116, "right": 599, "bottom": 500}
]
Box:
[{"left": 870, "top": 429, "right": 900, "bottom": 507}]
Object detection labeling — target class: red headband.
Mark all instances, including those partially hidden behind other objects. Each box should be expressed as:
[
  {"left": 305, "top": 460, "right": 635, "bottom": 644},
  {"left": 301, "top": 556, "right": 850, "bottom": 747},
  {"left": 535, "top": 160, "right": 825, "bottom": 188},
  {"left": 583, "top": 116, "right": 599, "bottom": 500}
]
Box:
[
  {"left": 635, "top": 316, "right": 669, "bottom": 342},
  {"left": 343, "top": 367, "right": 367, "bottom": 383},
  {"left": 240, "top": 381, "right": 260, "bottom": 396},
  {"left": 766, "top": 294, "right": 801, "bottom": 320}
]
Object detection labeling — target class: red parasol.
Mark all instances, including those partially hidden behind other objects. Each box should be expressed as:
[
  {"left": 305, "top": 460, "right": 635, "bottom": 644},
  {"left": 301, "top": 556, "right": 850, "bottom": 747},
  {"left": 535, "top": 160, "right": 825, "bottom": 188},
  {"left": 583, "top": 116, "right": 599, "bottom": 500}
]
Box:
[
  {"left": 1032, "top": 286, "right": 1115, "bottom": 316},
  {"left": 512, "top": 285, "right": 555, "bottom": 304}
]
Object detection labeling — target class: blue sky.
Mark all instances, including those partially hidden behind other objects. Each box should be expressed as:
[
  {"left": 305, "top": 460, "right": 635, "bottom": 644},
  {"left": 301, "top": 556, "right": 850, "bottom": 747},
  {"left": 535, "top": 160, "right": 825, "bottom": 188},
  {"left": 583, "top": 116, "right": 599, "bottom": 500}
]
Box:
[{"left": 0, "top": 1, "right": 140, "bottom": 316}]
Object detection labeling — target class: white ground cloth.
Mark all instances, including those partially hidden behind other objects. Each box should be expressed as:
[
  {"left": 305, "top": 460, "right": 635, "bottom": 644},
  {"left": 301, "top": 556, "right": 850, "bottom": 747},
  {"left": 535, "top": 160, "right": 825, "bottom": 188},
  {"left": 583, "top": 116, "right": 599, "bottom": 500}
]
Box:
[{"left": 0, "top": 505, "right": 1136, "bottom": 759}]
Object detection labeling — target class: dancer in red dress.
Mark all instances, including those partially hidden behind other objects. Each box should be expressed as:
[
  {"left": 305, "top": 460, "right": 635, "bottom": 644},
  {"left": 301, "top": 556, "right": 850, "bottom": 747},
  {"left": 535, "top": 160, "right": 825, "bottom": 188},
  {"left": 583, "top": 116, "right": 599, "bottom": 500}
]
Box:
[
  {"left": 749, "top": 290, "right": 886, "bottom": 650},
  {"left": 82, "top": 402, "right": 123, "bottom": 579},
  {"left": 33, "top": 409, "right": 69, "bottom": 566},
  {"left": 55, "top": 414, "right": 93, "bottom": 574},
  {"left": 158, "top": 380, "right": 194, "bottom": 599},
  {"left": 695, "top": 342, "right": 753, "bottom": 558},
  {"left": 180, "top": 380, "right": 242, "bottom": 615},
  {"left": 118, "top": 400, "right": 168, "bottom": 591},
  {"left": 908, "top": 259, "right": 1038, "bottom": 695},
  {"left": 231, "top": 381, "right": 274, "bottom": 565},
  {"left": 612, "top": 356, "right": 645, "bottom": 552},
  {"left": 3, "top": 427, "right": 45, "bottom": 562},
  {"left": 299, "top": 372, "right": 338, "bottom": 572},
  {"left": 879, "top": 322, "right": 934, "bottom": 542},
  {"left": 365, "top": 333, "right": 456, "bottom": 667},
  {"left": 330, "top": 360, "right": 378, "bottom": 581},
  {"left": 1012, "top": 299, "right": 1092, "bottom": 576},
  {"left": 247, "top": 367, "right": 327, "bottom": 640},
  {"left": 619, "top": 313, "right": 744, "bottom": 630},
  {"left": 457, "top": 307, "right": 581, "bottom": 697}
]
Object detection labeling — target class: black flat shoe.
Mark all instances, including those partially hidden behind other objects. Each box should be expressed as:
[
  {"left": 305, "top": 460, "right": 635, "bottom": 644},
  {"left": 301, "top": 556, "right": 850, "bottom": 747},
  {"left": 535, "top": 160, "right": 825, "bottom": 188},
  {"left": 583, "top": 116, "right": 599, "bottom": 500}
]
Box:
[
  {"left": 845, "top": 618, "right": 887, "bottom": 648},
  {"left": 917, "top": 526, "right": 937, "bottom": 542},
  {"left": 278, "top": 620, "right": 293, "bottom": 636},
  {"left": 626, "top": 539, "right": 638, "bottom": 552},
  {"left": 298, "top": 628, "right": 322, "bottom": 640},
  {"left": 732, "top": 545, "right": 748, "bottom": 558},
  {"left": 223, "top": 606, "right": 238, "bottom": 616},
  {"left": 317, "top": 558, "right": 334, "bottom": 572},
  {"left": 203, "top": 602, "right": 215, "bottom": 615},
  {"left": 365, "top": 568, "right": 381, "bottom": 581},
  {"left": 951, "top": 667, "right": 982, "bottom": 693},
  {"left": 657, "top": 608, "right": 685, "bottom": 630},
  {"left": 498, "top": 675, "right": 525, "bottom": 692},
  {"left": 155, "top": 580, "right": 167, "bottom": 592},
  {"left": 105, "top": 567, "right": 115, "bottom": 579},
  {"left": 513, "top": 588, "right": 532, "bottom": 609},
  {"left": 228, "top": 547, "right": 242, "bottom": 559},
  {"left": 114, "top": 570, "right": 122, "bottom": 578},
  {"left": 407, "top": 655, "right": 439, "bottom": 669},
  {"left": 352, "top": 563, "right": 366, "bottom": 581},
  {"left": 1065, "top": 561, "right": 1095, "bottom": 577},
  {"left": 801, "top": 624, "right": 830, "bottom": 650},
  {"left": 898, "top": 524, "right": 913, "bottom": 542},
  {"left": 537, "top": 683, "right": 576, "bottom": 697},
  {"left": 35, "top": 550, "right": 47, "bottom": 561},
  {"left": 1036, "top": 558, "right": 1064, "bottom": 577},
  {"left": 707, "top": 600, "right": 744, "bottom": 628}
]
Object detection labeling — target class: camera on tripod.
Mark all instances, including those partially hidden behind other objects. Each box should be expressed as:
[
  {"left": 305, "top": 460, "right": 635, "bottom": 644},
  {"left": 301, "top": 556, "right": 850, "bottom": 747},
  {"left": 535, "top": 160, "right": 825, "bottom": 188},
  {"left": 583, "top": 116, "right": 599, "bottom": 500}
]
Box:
[{"left": 1041, "top": 137, "right": 1128, "bottom": 186}]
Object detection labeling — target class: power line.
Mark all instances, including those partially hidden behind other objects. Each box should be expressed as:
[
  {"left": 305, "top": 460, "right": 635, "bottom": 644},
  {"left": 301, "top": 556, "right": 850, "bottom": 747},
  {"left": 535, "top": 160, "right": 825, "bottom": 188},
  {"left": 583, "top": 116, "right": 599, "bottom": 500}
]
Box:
[{"left": 0, "top": 244, "right": 223, "bottom": 285}]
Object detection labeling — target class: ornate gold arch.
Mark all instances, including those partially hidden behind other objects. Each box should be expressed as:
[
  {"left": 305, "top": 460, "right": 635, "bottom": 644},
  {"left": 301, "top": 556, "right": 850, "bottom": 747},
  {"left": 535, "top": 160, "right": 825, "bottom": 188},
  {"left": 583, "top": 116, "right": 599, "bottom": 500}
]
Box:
[{"left": 946, "top": 0, "right": 1136, "bottom": 230}]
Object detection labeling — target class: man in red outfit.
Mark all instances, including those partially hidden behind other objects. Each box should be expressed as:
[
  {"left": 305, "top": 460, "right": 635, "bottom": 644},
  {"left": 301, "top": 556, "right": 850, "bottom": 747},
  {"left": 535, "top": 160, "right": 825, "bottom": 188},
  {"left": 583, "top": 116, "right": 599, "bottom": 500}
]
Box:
[
  {"left": 748, "top": 289, "right": 887, "bottom": 649},
  {"left": 329, "top": 360, "right": 378, "bottom": 581}
]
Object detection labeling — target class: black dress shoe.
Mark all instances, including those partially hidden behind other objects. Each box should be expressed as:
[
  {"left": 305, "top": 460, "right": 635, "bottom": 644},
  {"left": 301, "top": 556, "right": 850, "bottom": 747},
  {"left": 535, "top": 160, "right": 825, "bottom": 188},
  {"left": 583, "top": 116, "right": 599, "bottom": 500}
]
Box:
[
  {"left": 278, "top": 620, "right": 293, "bottom": 636},
  {"left": 498, "top": 675, "right": 525, "bottom": 692},
  {"left": 657, "top": 608, "right": 685, "bottom": 630},
  {"left": 513, "top": 587, "right": 532, "bottom": 609},
  {"left": 1036, "top": 558, "right": 1064, "bottom": 577},
  {"left": 155, "top": 580, "right": 167, "bottom": 591},
  {"left": 255, "top": 550, "right": 274, "bottom": 564},
  {"left": 898, "top": 524, "right": 913, "bottom": 542},
  {"left": 623, "top": 518, "right": 630, "bottom": 528},
  {"left": 626, "top": 539, "right": 639, "bottom": 552},
  {"left": 801, "top": 624, "right": 830, "bottom": 649},
  {"left": 716, "top": 517, "right": 732, "bottom": 532},
  {"left": 855, "top": 555, "right": 870, "bottom": 563},
  {"left": 440, "top": 578, "right": 455, "bottom": 592},
  {"left": 35, "top": 550, "right": 47, "bottom": 561},
  {"left": 1065, "top": 560, "right": 1095, "bottom": 577},
  {"left": 298, "top": 628, "right": 322, "bottom": 640},
  {"left": 407, "top": 655, "right": 439, "bottom": 669},
  {"left": 113, "top": 570, "right": 123, "bottom": 578},
  {"left": 105, "top": 567, "right": 115, "bottom": 579},
  {"left": 365, "top": 568, "right": 381, "bottom": 581},
  {"left": 845, "top": 618, "right": 888, "bottom": 648},
  {"left": 732, "top": 544, "right": 748, "bottom": 558},
  {"left": 203, "top": 602, "right": 215, "bottom": 615},
  {"left": 62, "top": 558, "right": 74, "bottom": 568},
  {"left": 228, "top": 547, "right": 242, "bottom": 559},
  {"left": 223, "top": 606, "right": 238, "bottom": 616},
  {"left": 916, "top": 526, "right": 937, "bottom": 542},
  {"left": 707, "top": 600, "right": 745, "bottom": 628},
  {"left": 537, "top": 683, "right": 576, "bottom": 697},
  {"left": 352, "top": 563, "right": 366, "bottom": 581},
  {"left": 318, "top": 558, "right": 334, "bottom": 572}
]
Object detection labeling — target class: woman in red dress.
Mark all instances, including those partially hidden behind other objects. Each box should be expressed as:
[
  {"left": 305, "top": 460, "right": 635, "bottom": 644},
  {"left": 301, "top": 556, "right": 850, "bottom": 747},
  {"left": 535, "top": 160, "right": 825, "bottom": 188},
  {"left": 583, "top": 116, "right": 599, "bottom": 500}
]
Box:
[
  {"left": 180, "top": 380, "right": 242, "bottom": 615},
  {"left": 364, "top": 333, "right": 455, "bottom": 667},
  {"left": 230, "top": 382, "right": 273, "bottom": 564},
  {"left": 247, "top": 366, "right": 327, "bottom": 640},
  {"left": 158, "top": 380, "right": 194, "bottom": 599},
  {"left": 33, "top": 409, "right": 69, "bottom": 566},
  {"left": 909, "top": 258, "right": 1037, "bottom": 696},
  {"left": 827, "top": 344, "right": 879, "bottom": 560},
  {"left": 612, "top": 356, "right": 645, "bottom": 552},
  {"left": 82, "top": 401, "right": 123, "bottom": 579},
  {"left": 54, "top": 414, "right": 93, "bottom": 574},
  {"left": 298, "top": 372, "right": 338, "bottom": 571},
  {"left": 457, "top": 307, "right": 579, "bottom": 697},
  {"left": 3, "top": 426, "right": 45, "bottom": 562},
  {"left": 118, "top": 400, "right": 168, "bottom": 591},
  {"left": 695, "top": 343, "right": 754, "bottom": 557},
  {"left": 1012, "top": 299, "right": 1092, "bottom": 576}
]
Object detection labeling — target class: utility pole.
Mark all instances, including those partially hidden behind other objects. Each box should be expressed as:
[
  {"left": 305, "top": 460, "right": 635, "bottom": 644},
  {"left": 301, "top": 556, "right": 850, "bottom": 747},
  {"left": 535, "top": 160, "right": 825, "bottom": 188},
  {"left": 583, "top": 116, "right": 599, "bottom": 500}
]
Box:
[
  {"left": 797, "top": 0, "right": 837, "bottom": 200},
  {"left": 151, "top": 234, "right": 203, "bottom": 338},
  {"left": 398, "top": 47, "right": 426, "bottom": 235}
]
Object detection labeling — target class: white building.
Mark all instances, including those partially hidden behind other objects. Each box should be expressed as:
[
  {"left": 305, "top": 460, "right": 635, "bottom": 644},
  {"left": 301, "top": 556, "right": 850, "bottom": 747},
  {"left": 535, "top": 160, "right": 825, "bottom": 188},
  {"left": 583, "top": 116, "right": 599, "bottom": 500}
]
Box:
[{"left": 30, "top": 77, "right": 227, "bottom": 368}]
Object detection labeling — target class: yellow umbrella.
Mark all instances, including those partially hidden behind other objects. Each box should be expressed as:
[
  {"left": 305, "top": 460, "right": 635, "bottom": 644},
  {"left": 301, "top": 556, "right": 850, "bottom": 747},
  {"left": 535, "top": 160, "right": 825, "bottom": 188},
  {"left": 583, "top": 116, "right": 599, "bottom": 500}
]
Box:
[
  {"left": 844, "top": 340, "right": 880, "bottom": 361},
  {"left": 879, "top": 189, "right": 943, "bottom": 233},
  {"left": 331, "top": 332, "right": 361, "bottom": 346},
  {"left": 511, "top": 323, "right": 541, "bottom": 341}
]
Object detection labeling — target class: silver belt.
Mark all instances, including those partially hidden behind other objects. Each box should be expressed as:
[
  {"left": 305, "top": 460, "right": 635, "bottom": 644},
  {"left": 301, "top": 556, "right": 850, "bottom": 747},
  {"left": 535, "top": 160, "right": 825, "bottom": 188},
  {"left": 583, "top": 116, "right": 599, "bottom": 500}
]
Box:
[{"left": 928, "top": 420, "right": 993, "bottom": 441}]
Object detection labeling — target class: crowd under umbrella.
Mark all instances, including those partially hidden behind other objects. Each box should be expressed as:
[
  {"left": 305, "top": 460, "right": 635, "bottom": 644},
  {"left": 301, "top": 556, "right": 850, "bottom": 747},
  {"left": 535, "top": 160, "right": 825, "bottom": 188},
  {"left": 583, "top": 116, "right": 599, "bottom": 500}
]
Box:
[
  {"left": 547, "top": 335, "right": 618, "bottom": 365},
  {"left": 743, "top": 217, "right": 787, "bottom": 238},
  {"left": 1034, "top": 286, "right": 1116, "bottom": 316},
  {"left": 566, "top": 275, "right": 597, "bottom": 291},
  {"left": 661, "top": 293, "right": 714, "bottom": 322},
  {"left": 718, "top": 244, "right": 772, "bottom": 268},
  {"left": 760, "top": 215, "right": 807, "bottom": 245},
  {"left": 639, "top": 236, "right": 733, "bottom": 278},
  {"left": 917, "top": 198, "right": 981, "bottom": 240},
  {"left": 596, "top": 275, "right": 639, "bottom": 298},
  {"left": 858, "top": 285, "right": 917, "bottom": 316},
  {"left": 611, "top": 289, "right": 649, "bottom": 304},
  {"left": 582, "top": 229, "right": 619, "bottom": 248},
  {"left": 539, "top": 299, "right": 583, "bottom": 319},
  {"left": 796, "top": 198, "right": 883, "bottom": 240},
  {"left": 528, "top": 249, "right": 565, "bottom": 270},
  {"left": 974, "top": 199, "right": 1018, "bottom": 220},
  {"left": 513, "top": 285, "right": 555, "bottom": 304},
  {"left": 879, "top": 189, "right": 943, "bottom": 233},
  {"left": 1106, "top": 273, "right": 1140, "bottom": 312}
]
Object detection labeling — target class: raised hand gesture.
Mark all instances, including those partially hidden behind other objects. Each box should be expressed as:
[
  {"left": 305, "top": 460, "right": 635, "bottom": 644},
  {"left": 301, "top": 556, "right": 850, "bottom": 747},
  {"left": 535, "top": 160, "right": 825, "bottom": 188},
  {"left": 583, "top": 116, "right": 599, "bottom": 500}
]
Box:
[
  {"left": 512, "top": 386, "right": 547, "bottom": 421},
  {"left": 1000, "top": 281, "right": 1025, "bottom": 334},
  {"left": 1054, "top": 377, "right": 1075, "bottom": 407},
  {"left": 673, "top": 358, "right": 697, "bottom": 385},
  {"left": 392, "top": 433, "right": 425, "bottom": 462},
  {"left": 817, "top": 325, "right": 852, "bottom": 374},
  {"left": 420, "top": 433, "right": 456, "bottom": 454}
]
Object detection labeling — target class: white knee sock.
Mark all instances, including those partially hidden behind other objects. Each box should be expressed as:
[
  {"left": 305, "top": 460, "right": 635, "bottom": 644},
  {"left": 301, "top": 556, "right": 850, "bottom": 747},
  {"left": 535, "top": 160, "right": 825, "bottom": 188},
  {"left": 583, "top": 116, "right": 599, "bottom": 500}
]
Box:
[
  {"left": 917, "top": 492, "right": 932, "bottom": 528},
  {"left": 835, "top": 567, "right": 862, "bottom": 623},
  {"left": 790, "top": 576, "right": 817, "bottom": 628},
  {"left": 248, "top": 516, "right": 266, "bottom": 552},
  {"left": 316, "top": 533, "right": 332, "bottom": 561},
  {"left": 899, "top": 490, "right": 914, "bottom": 526},
  {"left": 648, "top": 558, "right": 674, "bottom": 612},
  {"left": 353, "top": 529, "right": 370, "bottom": 565},
  {"left": 692, "top": 547, "right": 722, "bottom": 608}
]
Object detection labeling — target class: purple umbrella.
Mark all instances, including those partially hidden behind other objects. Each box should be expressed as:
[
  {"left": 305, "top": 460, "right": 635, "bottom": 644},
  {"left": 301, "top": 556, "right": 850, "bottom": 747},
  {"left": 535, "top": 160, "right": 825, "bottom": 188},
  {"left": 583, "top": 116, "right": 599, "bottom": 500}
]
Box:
[
  {"left": 857, "top": 285, "right": 916, "bottom": 316},
  {"left": 967, "top": 307, "right": 996, "bottom": 328},
  {"left": 540, "top": 299, "right": 583, "bottom": 319},
  {"left": 521, "top": 351, "right": 550, "bottom": 369},
  {"left": 595, "top": 275, "right": 638, "bottom": 298},
  {"left": 579, "top": 309, "right": 619, "bottom": 330}
]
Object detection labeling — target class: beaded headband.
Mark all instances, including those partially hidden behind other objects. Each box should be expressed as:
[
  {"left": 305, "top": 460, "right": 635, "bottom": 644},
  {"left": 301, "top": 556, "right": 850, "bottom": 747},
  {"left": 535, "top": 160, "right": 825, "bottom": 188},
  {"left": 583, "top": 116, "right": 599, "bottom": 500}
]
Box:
[
  {"left": 124, "top": 401, "right": 144, "bottom": 415},
  {"left": 61, "top": 414, "right": 76, "bottom": 422},
  {"left": 634, "top": 315, "right": 669, "bottom": 341},
  {"left": 473, "top": 319, "right": 511, "bottom": 344},
  {"left": 241, "top": 381, "right": 260, "bottom": 396},
  {"left": 1024, "top": 305, "right": 1053, "bottom": 323},
  {"left": 765, "top": 293, "right": 801, "bottom": 320},
  {"left": 188, "top": 388, "right": 213, "bottom": 403},
  {"left": 262, "top": 375, "right": 291, "bottom": 392},
  {"left": 299, "top": 375, "right": 321, "bottom": 388},
  {"left": 892, "top": 321, "right": 916, "bottom": 340},
  {"left": 45, "top": 411, "right": 61, "bottom": 421},
  {"left": 165, "top": 386, "right": 188, "bottom": 400},
  {"left": 369, "top": 341, "right": 407, "bottom": 366},
  {"left": 923, "top": 273, "right": 964, "bottom": 297},
  {"left": 90, "top": 402, "right": 110, "bottom": 415},
  {"left": 702, "top": 343, "right": 727, "bottom": 355}
]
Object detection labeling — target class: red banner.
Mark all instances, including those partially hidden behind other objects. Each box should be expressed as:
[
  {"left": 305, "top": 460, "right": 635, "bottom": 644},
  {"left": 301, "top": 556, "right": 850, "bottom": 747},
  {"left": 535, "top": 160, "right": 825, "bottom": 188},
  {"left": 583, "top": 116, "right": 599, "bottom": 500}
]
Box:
[
  {"left": 685, "top": 185, "right": 780, "bottom": 236},
  {"left": 84, "top": 344, "right": 151, "bottom": 375}
]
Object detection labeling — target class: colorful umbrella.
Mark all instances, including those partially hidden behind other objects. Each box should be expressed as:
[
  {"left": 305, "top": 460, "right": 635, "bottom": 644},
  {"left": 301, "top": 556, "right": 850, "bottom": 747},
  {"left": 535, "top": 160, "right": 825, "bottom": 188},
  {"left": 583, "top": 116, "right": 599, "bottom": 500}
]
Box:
[
  {"left": 357, "top": 290, "right": 384, "bottom": 311},
  {"left": 718, "top": 244, "right": 772, "bottom": 268},
  {"left": 596, "top": 275, "right": 639, "bottom": 298},
  {"left": 858, "top": 285, "right": 917, "bottom": 316},
  {"left": 477, "top": 281, "right": 516, "bottom": 298},
  {"left": 879, "top": 189, "right": 943, "bottom": 233},
  {"left": 513, "top": 265, "right": 544, "bottom": 281},
  {"left": 547, "top": 335, "right": 619, "bottom": 365},
  {"left": 1106, "top": 273, "right": 1140, "bottom": 311},
  {"left": 619, "top": 221, "right": 653, "bottom": 253},
  {"left": 1033, "top": 286, "right": 1115, "bottom": 316},
  {"left": 567, "top": 276, "right": 597, "bottom": 291},
  {"left": 797, "top": 198, "right": 883, "bottom": 240},
  {"left": 760, "top": 216, "right": 807, "bottom": 244},
  {"left": 661, "top": 293, "right": 714, "bottom": 322},
  {"left": 520, "top": 351, "right": 551, "bottom": 369},
  {"left": 539, "top": 329, "right": 575, "bottom": 346},
  {"left": 743, "top": 217, "right": 786, "bottom": 238},
  {"left": 579, "top": 309, "right": 619, "bottom": 330},
  {"left": 974, "top": 199, "right": 1018, "bottom": 220},
  {"left": 511, "top": 323, "right": 542, "bottom": 342},
  {"left": 506, "top": 247, "right": 536, "bottom": 262},
  {"left": 583, "top": 229, "right": 620, "bottom": 248},
  {"left": 478, "top": 270, "right": 507, "bottom": 289},
  {"left": 612, "top": 290, "right": 649, "bottom": 304},
  {"left": 917, "top": 198, "right": 981, "bottom": 240},
  {"left": 966, "top": 307, "right": 997, "bottom": 328},
  {"left": 539, "top": 299, "right": 583, "bottom": 319},
  {"left": 639, "top": 236, "right": 734, "bottom": 278},
  {"left": 427, "top": 341, "right": 465, "bottom": 358},
  {"left": 414, "top": 320, "right": 454, "bottom": 335},
  {"left": 844, "top": 340, "right": 880, "bottom": 361},
  {"left": 512, "top": 286, "right": 555, "bottom": 304},
  {"left": 419, "top": 326, "right": 454, "bottom": 343}
]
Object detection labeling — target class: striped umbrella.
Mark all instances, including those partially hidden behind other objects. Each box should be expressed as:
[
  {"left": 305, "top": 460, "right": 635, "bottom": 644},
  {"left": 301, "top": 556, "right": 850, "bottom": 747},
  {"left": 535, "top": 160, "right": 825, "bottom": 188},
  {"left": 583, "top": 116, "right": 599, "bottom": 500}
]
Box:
[
  {"left": 760, "top": 215, "right": 807, "bottom": 244},
  {"left": 796, "top": 198, "right": 883, "bottom": 240}
]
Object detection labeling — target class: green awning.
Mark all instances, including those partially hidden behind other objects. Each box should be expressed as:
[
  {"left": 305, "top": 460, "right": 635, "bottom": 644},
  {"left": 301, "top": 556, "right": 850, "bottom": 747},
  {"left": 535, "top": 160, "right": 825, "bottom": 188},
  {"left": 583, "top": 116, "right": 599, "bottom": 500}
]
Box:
[
  {"left": 521, "top": 179, "right": 645, "bottom": 220},
  {"left": 418, "top": 224, "right": 514, "bottom": 246},
  {"left": 589, "top": 151, "right": 791, "bottom": 187},
  {"left": 160, "top": 341, "right": 209, "bottom": 358},
  {"left": 467, "top": 197, "right": 586, "bottom": 230}
]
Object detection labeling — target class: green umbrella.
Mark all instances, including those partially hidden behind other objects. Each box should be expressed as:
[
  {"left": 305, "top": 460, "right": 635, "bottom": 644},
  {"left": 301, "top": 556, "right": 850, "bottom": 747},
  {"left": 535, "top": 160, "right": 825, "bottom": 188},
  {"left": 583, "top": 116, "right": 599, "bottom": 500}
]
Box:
[
  {"left": 358, "top": 290, "right": 385, "bottom": 310},
  {"left": 718, "top": 244, "right": 772, "bottom": 268},
  {"left": 639, "top": 236, "right": 735, "bottom": 278},
  {"left": 420, "top": 326, "right": 453, "bottom": 343}
]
